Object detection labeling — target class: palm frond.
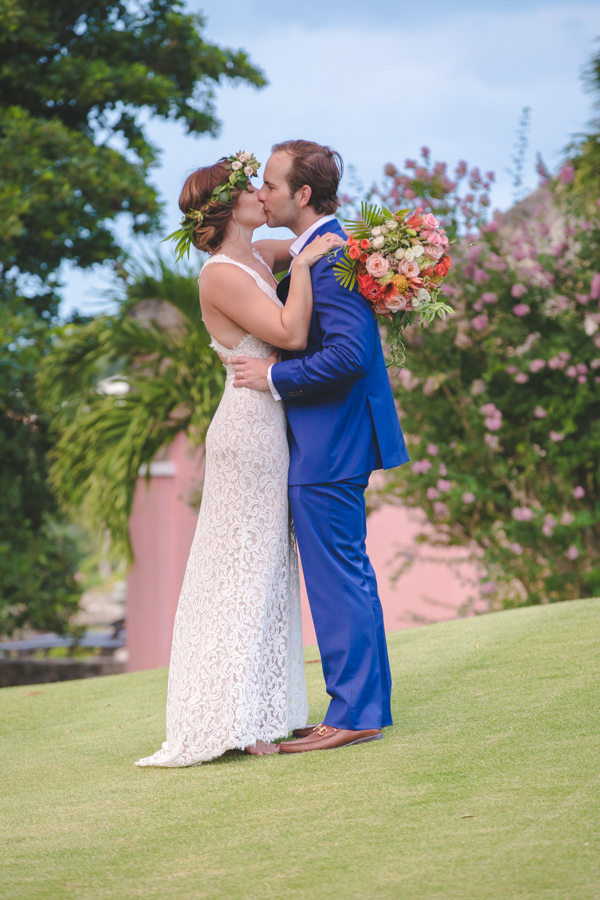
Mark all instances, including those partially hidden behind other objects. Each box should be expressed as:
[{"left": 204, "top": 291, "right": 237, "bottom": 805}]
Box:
[
  {"left": 342, "top": 201, "right": 387, "bottom": 238},
  {"left": 333, "top": 252, "right": 357, "bottom": 291}
]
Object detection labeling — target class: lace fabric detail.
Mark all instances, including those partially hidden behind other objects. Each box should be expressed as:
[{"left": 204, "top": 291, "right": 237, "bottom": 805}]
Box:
[{"left": 135, "top": 251, "right": 308, "bottom": 768}]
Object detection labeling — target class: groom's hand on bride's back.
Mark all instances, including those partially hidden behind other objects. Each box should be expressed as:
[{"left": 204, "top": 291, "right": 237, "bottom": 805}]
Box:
[{"left": 232, "top": 352, "right": 279, "bottom": 391}]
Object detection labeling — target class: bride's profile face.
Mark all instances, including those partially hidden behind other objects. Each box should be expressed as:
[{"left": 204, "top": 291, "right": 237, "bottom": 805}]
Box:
[{"left": 235, "top": 183, "right": 267, "bottom": 228}]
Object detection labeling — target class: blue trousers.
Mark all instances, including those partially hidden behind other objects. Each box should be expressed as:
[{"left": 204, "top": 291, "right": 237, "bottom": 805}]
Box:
[{"left": 289, "top": 473, "right": 392, "bottom": 731}]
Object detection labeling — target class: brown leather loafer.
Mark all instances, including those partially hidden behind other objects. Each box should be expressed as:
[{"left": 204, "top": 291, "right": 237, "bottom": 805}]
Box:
[
  {"left": 291, "top": 723, "right": 320, "bottom": 739},
  {"left": 279, "top": 723, "right": 382, "bottom": 753}
]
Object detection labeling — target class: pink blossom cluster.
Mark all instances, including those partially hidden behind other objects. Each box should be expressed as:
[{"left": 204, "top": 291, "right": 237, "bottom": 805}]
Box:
[
  {"left": 542, "top": 514, "right": 556, "bottom": 537},
  {"left": 479, "top": 402, "right": 502, "bottom": 431},
  {"left": 479, "top": 581, "right": 496, "bottom": 595},
  {"left": 548, "top": 352, "right": 570, "bottom": 370},
  {"left": 512, "top": 506, "right": 534, "bottom": 522},
  {"left": 412, "top": 459, "right": 432, "bottom": 474},
  {"left": 529, "top": 359, "right": 546, "bottom": 373}
]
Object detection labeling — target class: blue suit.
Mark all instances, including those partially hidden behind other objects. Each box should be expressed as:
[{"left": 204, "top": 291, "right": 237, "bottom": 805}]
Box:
[{"left": 271, "top": 218, "right": 409, "bottom": 730}]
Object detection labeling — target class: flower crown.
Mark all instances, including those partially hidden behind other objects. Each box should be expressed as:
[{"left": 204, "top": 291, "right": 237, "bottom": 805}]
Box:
[{"left": 164, "top": 151, "right": 261, "bottom": 261}]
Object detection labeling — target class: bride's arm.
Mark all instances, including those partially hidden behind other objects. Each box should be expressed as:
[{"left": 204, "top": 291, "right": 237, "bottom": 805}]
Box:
[
  {"left": 252, "top": 238, "right": 295, "bottom": 274},
  {"left": 202, "top": 234, "right": 344, "bottom": 351}
]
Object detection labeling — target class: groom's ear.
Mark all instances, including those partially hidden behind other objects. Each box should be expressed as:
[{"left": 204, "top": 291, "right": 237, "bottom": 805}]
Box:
[{"left": 296, "top": 184, "right": 312, "bottom": 209}]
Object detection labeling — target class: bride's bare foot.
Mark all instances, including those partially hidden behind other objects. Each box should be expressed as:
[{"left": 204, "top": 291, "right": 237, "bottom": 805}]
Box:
[{"left": 245, "top": 740, "right": 280, "bottom": 756}]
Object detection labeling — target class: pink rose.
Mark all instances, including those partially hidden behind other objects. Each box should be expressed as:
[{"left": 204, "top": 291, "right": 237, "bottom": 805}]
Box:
[
  {"left": 513, "top": 304, "right": 531, "bottom": 317},
  {"left": 566, "top": 545, "right": 579, "bottom": 560},
  {"left": 572, "top": 486, "right": 585, "bottom": 499},
  {"left": 386, "top": 295, "right": 409, "bottom": 313},
  {"left": 590, "top": 273, "right": 600, "bottom": 300},
  {"left": 400, "top": 259, "right": 420, "bottom": 278},
  {"left": 428, "top": 232, "right": 444, "bottom": 245},
  {"left": 529, "top": 359, "right": 546, "bottom": 373},
  {"left": 424, "top": 244, "right": 444, "bottom": 260},
  {"left": 462, "top": 492, "right": 476, "bottom": 504},
  {"left": 481, "top": 293, "right": 498, "bottom": 304},
  {"left": 365, "top": 253, "right": 389, "bottom": 278},
  {"left": 534, "top": 406, "right": 547, "bottom": 418},
  {"left": 471, "top": 314, "right": 488, "bottom": 332},
  {"left": 427, "top": 443, "right": 439, "bottom": 455},
  {"left": 421, "top": 213, "right": 439, "bottom": 230}
]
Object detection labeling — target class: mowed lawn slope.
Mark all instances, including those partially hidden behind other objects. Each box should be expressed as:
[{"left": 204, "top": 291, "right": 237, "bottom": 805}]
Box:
[{"left": 1, "top": 600, "right": 599, "bottom": 900}]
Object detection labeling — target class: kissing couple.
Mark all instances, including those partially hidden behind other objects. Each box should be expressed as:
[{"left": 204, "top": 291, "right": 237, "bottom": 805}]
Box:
[{"left": 135, "top": 139, "right": 409, "bottom": 767}]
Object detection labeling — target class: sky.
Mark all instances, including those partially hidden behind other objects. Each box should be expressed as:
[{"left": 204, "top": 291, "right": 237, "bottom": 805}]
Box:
[{"left": 60, "top": 0, "right": 600, "bottom": 317}]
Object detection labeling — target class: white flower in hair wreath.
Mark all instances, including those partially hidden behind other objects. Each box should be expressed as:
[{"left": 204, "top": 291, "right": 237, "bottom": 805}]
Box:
[{"left": 164, "top": 151, "right": 260, "bottom": 261}]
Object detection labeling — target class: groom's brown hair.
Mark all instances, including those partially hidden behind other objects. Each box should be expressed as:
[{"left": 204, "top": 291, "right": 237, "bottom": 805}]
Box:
[{"left": 272, "top": 140, "right": 343, "bottom": 215}]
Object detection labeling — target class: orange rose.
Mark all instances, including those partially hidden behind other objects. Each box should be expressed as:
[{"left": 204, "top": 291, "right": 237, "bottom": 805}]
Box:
[
  {"left": 360, "top": 239, "right": 370, "bottom": 249},
  {"left": 359, "top": 252, "right": 368, "bottom": 263},
  {"left": 435, "top": 256, "right": 452, "bottom": 277},
  {"left": 348, "top": 245, "right": 361, "bottom": 260}
]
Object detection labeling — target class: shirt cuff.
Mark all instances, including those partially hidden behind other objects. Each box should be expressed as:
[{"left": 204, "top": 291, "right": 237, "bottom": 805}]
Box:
[{"left": 267, "top": 365, "right": 282, "bottom": 402}]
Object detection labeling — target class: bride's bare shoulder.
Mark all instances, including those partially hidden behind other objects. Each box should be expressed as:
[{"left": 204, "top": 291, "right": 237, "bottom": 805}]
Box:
[{"left": 200, "top": 261, "right": 247, "bottom": 291}]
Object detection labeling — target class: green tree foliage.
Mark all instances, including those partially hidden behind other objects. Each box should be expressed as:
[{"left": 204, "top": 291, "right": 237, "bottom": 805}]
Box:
[
  {"left": 0, "top": 294, "right": 82, "bottom": 635},
  {"left": 37, "top": 256, "right": 225, "bottom": 559},
  {"left": 562, "top": 43, "right": 600, "bottom": 215},
  {"left": 0, "top": 0, "right": 266, "bottom": 310},
  {"left": 370, "top": 149, "right": 600, "bottom": 608}
]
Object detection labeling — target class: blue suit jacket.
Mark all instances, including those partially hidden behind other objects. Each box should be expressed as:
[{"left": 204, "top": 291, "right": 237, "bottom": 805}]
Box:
[{"left": 271, "top": 218, "right": 409, "bottom": 485}]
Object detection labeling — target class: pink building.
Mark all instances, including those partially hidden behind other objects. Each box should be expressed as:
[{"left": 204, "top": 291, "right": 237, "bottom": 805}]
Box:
[{"left": 126, "top": 435, "right": 478, "bottom": 672}]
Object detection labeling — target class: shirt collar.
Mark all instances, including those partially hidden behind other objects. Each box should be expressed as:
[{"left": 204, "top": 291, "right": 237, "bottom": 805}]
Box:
[{"left": 289, "top": 215, "right": 337, "bottom": 258}]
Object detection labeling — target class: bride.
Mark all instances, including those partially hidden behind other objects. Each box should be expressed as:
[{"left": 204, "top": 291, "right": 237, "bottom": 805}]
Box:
[{"left": 135, "top": 152, "right": 344, "bottom": 767}]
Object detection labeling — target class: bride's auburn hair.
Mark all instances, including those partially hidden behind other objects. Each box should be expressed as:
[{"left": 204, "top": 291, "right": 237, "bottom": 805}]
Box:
[{"left": 178, "top": 162, "right": 243, "bottom": 254}]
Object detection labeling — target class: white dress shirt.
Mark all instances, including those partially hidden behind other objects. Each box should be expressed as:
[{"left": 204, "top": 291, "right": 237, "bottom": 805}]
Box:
[{"left": 267, "top": 215, "right": 337, "bottom": 401}]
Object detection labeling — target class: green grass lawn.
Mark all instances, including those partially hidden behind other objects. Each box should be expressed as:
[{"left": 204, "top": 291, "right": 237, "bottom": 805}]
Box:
[{"left": 1, "top": 600, "right": 599, "bottom": 900}]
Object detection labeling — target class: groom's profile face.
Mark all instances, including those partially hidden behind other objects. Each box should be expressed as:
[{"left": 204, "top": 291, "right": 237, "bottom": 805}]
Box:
[{"left": 258, "top": 153, "right": 302, "bottom": 230}]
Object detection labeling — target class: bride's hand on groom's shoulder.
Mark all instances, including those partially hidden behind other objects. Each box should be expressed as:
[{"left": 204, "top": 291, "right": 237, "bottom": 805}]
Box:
[{"left": 296, "top": 233, "right": 346, "bottom": 268}]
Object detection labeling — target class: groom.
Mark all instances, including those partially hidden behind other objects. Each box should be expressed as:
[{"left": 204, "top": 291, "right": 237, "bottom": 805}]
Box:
[{"left": 232, "top": 140, "right": 409, "bottom": 752}]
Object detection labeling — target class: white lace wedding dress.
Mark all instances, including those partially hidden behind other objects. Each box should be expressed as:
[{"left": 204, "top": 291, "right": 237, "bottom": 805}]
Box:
[{"left": 135, "top": 250, "right": 308, "bottom": 767}]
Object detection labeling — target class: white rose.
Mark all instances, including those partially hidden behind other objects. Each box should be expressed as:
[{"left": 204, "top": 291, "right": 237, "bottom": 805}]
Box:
[
  {"left": 239, "top": 153, "right": 250, "bottom": 162},
  {"left": 403, "top": 247, "right": 415, "bottom": 261},
  {"left": 372, "top": 226, "right": 384, "bottom": 236},
  {"left": 417, "top": 288, "right": 431, "bottom": 303},
  {"left": 412, "top": 297, "right": 422, "bottom": 308},
  {"left": 385, "top": 219, "right": 398, "bottom": 231},
  {"left": 394, "top": 248, "right": 405, "bottom": 260},
  {"left": 412, "top": 243, "right": 424, "bottom": 258},
  {"left": 231, "top": 161, "right": 243, "bottom": 171},
  {"left": 373, "top": 235, "right": 385, "bottom": 249},
  {"left": 243, "top": 166, "right": 254, "bottom": 177}
]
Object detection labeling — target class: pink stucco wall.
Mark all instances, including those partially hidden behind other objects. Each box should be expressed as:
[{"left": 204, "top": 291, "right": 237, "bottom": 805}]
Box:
[
  {"left": 126, "top": 434, "right": 204, "bottom": 672},
  {"left": 126, "top": 438, "right": 479, "bottom": 672}
]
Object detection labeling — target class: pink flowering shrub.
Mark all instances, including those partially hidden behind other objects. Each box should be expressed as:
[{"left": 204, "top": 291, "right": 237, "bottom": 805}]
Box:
[{"left": 361, "top": 148, "right": 600, "bottom": 608}]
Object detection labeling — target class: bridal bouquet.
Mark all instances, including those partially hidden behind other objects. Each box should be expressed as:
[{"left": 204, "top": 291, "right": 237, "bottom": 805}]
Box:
[{"left": 333, "top": 203, "right": 454, "bottom": 365}]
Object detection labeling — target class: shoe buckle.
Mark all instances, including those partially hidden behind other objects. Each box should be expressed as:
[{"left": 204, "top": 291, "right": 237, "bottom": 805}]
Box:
[{"left": 316, "top": 724, "right": 329, "bottom": 736}]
